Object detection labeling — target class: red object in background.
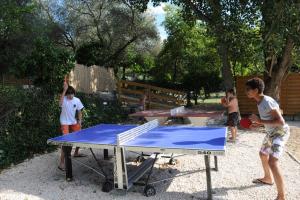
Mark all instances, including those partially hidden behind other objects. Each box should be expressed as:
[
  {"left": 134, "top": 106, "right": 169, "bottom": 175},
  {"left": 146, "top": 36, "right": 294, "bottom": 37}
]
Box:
[
  {"left": 221, "top": 97, "right": 226, "bottom": 104},
  {"left": 240, "top": 118, "right": 252, "bottom": 129}
]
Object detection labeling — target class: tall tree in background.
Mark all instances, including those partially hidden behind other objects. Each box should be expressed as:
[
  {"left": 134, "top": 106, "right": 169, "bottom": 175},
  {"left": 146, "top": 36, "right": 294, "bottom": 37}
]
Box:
[
  {"left": 39, "top": 0, "right": 159, "bottom": 69},
  {"left": 130, "top": 0, "right": 300, "bottom": 101},
  {"left": 116, "top": 43, "right": 158, "bottom": 80},
  {"left": 0, "top": 0, "right": 35, "bottom": 74},
  {"left": 0, "top": 0, "right": 71, "bottom": 77},
  {"left": 129, "top": 0, "right": 257, "bottom": 90},
  {"left": 258, "top": 0, "right": 300, "bottom": 101},
  {"left": 154, "top": 6, "right": 188, "bottom": 83},
  {"left": 152, "top": 5, "right": 222, "bottom": 101}
]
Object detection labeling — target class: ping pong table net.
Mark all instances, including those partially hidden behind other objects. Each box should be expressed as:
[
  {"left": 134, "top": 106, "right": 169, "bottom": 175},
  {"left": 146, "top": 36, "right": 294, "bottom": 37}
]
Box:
[
  {"left": 117, "top": 119, "right": 160, "bottom": 146},
  {"left": 170, "top": 106, "right": 186, "bottom": 116}
]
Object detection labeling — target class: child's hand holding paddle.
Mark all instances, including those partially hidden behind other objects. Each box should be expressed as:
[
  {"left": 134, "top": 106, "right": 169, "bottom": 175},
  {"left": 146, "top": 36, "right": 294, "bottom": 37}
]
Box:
[
  {"left": 220, "top": 97, "right": 226, "bottom": 104},
  {"left": 249, "top": 123, "right": 261, "bottom": 129},
  {"left": 249, "top": 114, "right": 261, "bottom": 124},
  {"left": 248, "top": 114, "right": 262, "bottom": 130},
  {"left": 240, "top": 114, "right": 262, "bottom": 129}
]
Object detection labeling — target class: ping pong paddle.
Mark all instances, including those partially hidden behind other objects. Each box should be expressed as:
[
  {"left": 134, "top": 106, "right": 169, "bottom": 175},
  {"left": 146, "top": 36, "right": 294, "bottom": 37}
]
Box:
[
  {"left": 221, "top": 97, "right": 226, "bottom": 104},
  {"left": 240, "top": 118, "right": 252, "bottom": 129}
]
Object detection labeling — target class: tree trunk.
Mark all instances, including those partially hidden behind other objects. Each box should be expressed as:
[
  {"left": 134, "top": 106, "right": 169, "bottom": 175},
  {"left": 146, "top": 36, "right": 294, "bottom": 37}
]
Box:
[
  {"left": 186, "top": 91, "right": 192, "bottom": 107},
  {"left": 173, "top": 59, "right": 178, "bottom": 82},
  {"left": 211, "top": 0, "right": 234, "bottom": 90},
  {"left": 194, "top": 92, "right": 198, "bottom": 105},
  {"left": 218, "top": 42, "right": 234, "bottom": 90},
  {"left": 183, "top": 0, "right": 235, "bottom": 90},
  {"left": 122, "top": 66, "right": 126, "bottom": 80},
  {"left": 263, "top": 37, "right": 294, "bottom": 102},
  {"left": 260, "top": 1, "right": 295, "bottom": 102}
]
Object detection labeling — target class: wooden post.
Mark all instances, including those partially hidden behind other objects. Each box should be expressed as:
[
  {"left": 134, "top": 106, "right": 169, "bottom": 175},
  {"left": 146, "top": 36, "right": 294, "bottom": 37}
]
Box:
[
  {"left": 146, "top": 87, "right": 151, "bottom": 109},
  {"left": 117, "top": 81, "right": 121, "bottom": 102}
]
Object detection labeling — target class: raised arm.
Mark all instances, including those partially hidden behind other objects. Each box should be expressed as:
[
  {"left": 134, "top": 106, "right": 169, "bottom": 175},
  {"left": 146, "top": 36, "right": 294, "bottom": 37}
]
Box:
[
  {"left": 77, "top": 110, "right": 82, "bottom": 126},
  {"left": 59, "top": 82, "right": 68, "bottom": 107}
]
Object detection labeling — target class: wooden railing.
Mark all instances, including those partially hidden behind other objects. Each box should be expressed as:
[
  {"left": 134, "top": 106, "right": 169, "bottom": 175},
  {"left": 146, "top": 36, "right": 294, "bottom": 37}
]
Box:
[
  {"left": 1, "top": 75, "right": 32, "bottom": 86},
  {"left": 117, "top": 80, "right": 186, "bottom": 109}
]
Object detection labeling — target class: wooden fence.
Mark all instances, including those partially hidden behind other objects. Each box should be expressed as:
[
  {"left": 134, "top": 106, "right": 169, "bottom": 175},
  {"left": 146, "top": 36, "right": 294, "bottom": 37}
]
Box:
[
  {"left": 236, "top": 73, "right": 300, "bottom": 116},
  {"left": 117, "top": 80, "right": 186, "bottom": 109},
  {"left": 1, "top": 74, "right": 32, "bottom": 86},
  {"left": 1, "top": 64, "right": 116, "bottom": 94},
  {"left": 68, "top": 64, "right": 116, "bottom": 93}
]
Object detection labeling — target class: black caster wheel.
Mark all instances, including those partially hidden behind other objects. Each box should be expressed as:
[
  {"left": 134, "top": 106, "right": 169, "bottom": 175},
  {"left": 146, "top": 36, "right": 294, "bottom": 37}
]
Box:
[
  {"left": 102, "top": 181, "right": 113, "bottom": 192},
  {"left": 168, "top": 158, "right": 177, "bottom": 165},
  {"left": 136, "top": 156, "right": 146, "bottom": 163},
  {"left": 144, "top": 185, "right": 156, "bottom": 197},
  {"left": 66, "top": 177, "right": 73, "bottom": 182}
]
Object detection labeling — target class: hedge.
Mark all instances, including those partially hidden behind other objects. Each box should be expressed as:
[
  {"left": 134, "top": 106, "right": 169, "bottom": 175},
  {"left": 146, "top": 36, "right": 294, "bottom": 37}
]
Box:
[{"left": 0, "top": 86, "right": 128, "bottom": 169}]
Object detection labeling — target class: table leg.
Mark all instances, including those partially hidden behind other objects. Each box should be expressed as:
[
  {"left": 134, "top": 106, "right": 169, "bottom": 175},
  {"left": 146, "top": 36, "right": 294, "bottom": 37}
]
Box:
[
  {"left": 104, "top": 149, "right": 109, "bottom": 160},
  {"left": 63, "top": 146, "right": 73, "bottom": 181},
  {"left": 115, "top": 147, "right": 124, "bottom": 189},
  {"left": 214, "top": 156, "right": 218, "bottom": 171},
  {"left": 204, "top": 155, "right": 212, "bottom": 200}
]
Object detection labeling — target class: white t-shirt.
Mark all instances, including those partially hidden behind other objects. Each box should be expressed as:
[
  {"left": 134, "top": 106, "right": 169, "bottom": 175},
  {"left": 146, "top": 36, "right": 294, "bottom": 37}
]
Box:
[
  {"left": 60, "top": 96, "right": 84, "bottom": 125},
  {"left": 257, "top": 95, "right": 282, "bottom": 133}
]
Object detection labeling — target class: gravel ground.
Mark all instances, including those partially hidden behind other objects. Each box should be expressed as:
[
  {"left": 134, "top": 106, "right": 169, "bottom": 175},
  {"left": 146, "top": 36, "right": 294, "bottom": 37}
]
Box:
[
  {"left": 0, "top": 123, "right": 300, "bottom": 200},
  {"left": 286, "top": 122, "right": 300, "bottom": 162}
]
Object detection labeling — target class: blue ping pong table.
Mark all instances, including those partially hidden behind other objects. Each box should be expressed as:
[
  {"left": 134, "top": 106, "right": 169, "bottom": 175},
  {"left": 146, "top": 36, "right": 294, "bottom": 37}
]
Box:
[{"left": 47, "top": 120, "right": 227, "bottom": 199}]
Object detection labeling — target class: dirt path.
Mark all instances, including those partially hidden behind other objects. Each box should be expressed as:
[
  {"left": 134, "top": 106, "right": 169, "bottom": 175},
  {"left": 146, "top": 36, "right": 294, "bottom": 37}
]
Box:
[
  {"left": 0, "top": 130, "right": 300, "bottom": 200},
  {"left": 286, "top": 122, "right": 300, "bottom": 161}
]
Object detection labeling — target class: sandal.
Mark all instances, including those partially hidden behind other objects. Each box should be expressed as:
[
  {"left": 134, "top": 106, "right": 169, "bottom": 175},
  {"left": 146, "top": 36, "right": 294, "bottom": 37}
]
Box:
[
  {"left": 252, "top": 178, "right": 273, "bottom": 185},
  {"left": 58, "top": 166, "right": 65, "bottom": 171}
]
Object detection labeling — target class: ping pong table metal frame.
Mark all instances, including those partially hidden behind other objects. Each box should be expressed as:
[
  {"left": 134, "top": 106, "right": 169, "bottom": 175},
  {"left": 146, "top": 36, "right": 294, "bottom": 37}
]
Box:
[
  {"left": 47, "top": 120, "right": 226, "bottom": 200},
  {"left": 114, "top": 147, "right": 221, "bottom": 199},
  {"left": 114, "top": 120, "right": 225, "bottom": 199}
]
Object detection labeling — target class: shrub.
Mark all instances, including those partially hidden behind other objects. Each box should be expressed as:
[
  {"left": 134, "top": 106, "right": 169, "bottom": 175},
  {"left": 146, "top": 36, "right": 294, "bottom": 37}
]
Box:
[
  {"left": 0, "top": 86, "right": 60, "bottom": 168},
  {"left": 0, "top": 86, "right": 128, "bottom": 169},
  {"left": 76, "top": 92, "right": 128, "bottom": 128}
]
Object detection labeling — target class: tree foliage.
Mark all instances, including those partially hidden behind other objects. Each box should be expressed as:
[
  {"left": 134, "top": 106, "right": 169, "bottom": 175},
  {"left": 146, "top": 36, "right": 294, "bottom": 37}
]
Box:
[
  {"left": 257, "top": 0, "right": 300, "bottom": 100},
  {"left": 0, "top": 86, "right": 128, "bottom": 169},
  {"left": 129, "top": 0, "right": 300, "bottom": 100},
  {"left": 39, "top": 0, "right": 159, "bottom": 68},
  {"left": 150, "top": 5, "right": 222, "bottom": 101},
  {"left": 0, "top": 0, "right": 35, "bottom": 73},
  {"left": 16, "top": 38, "right": 75, "bottom": 95}
]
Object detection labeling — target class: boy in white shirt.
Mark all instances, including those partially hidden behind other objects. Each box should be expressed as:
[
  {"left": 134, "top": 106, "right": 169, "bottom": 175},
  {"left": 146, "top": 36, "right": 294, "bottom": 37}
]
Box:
[
  {"left": 246, "top": 77, "right": 289, "bottom": 200},
  {"left": 58, "top": 82, "right": 84, "bottom": 171}
]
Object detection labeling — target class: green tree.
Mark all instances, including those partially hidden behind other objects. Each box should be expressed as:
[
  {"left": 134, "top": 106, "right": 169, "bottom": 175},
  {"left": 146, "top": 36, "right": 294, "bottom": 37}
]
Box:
[
  {"left": 151, "top": 6, "right": 222, "bottom": 104},
  {"left": 129, "top": 53, "right": 155, "bottom": 80},
  {"left": 0, "top": 0, "right": 35, "bottom": 74},
  {"left": 130, "top": 0, "right": 300, "bottom": 101},
  {"left": 115, "top": 44, "right": 157, "bottom": 81},
  {"left": 16, "top": 38, "right": 75, "bottom": 95},
  {"left": 39, "top": 0, "right": 159, "bottom": 69},
  {"left": 129, "top": 1, "right": 257, "bottom": 90},
  {"left": 257, "top": 0, "right": 300, "bottom": 100}
]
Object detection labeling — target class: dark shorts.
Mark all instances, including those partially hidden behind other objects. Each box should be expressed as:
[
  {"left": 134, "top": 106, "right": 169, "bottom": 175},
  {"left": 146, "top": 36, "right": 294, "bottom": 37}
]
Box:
[{"left": 227, "top": 112, "right": 239, "bottom": 127}]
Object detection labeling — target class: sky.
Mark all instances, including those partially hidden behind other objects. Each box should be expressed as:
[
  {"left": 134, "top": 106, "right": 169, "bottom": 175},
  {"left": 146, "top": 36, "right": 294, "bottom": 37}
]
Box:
[{"left": 146, "top": 2, "right": 168, "bottom": 40}]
